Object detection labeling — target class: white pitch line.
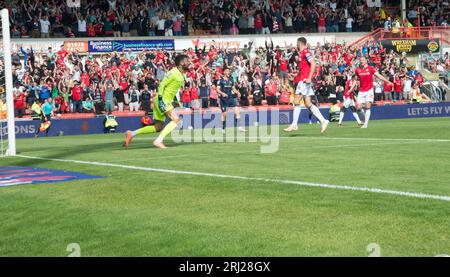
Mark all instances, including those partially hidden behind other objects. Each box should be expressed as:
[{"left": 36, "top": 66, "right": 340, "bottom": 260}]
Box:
[
  {"left": 289, "top": 136, "right": 450, "bottom": 143},
  {"left": 105, "top": 141, "right": 419, "bottom": 162},
  {"left": 308, "top": 140, "right": 425, "bottom": 149},
  {"left": 16, "top": 154, "right": 450, "bottom": 203},
  {"left": 132, "top": 136, "right": 450, "bottom": 143},
  {"left": 225, "top": 136, "right": 450, "bottom": 143}
]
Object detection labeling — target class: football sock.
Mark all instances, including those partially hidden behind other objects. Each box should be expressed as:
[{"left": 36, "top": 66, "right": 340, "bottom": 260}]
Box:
[
  {"left": 155, "top": 121, "right": 178, "bottom": 142},
  {"left": 353, "top": 112, "right": 362, "bottom": 124},
  {"left": 365, "top": 109, "right": 371, "bottom": 125},
  {"left": 339, "top": 112, "right": 344, "bottom": 124},
  {"left": 309, "top": 105, "right": 326, "bottom": 123},
  {"left": 133, "top": 126, "right": 156, "bottom": 137},
  {"left": 292, "top": 106, "right": 301, "bottom": 127}
]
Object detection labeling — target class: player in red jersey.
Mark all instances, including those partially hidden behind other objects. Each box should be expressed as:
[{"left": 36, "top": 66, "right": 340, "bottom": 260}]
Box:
[
  {"left": 338, "top": 75, "right": 362, "bottom": 127},
  {"left": 284, "top": 37, "right": 329, "bottom": 133},
  {"left": 355, "top": 57, "right": 393, "bottom": 128}
]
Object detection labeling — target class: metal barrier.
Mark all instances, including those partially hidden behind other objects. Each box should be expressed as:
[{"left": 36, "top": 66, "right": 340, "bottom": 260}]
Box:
[{"left": 421, "top": 82, "right": 441, "bottom": 102}]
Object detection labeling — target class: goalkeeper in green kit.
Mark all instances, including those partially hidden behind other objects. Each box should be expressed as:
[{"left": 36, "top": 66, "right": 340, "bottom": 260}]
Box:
[{"left": 123, "top": 54, "right": 190, "bottom": 149}]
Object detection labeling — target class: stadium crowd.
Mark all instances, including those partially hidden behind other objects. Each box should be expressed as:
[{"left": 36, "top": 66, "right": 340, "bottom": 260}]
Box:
[
  {"left": 2, "top": 0, "right": 448, "bottom": 38},
  {"left": 406, "top": 0, "right": 449, "bottom": 27},
  {"left": 6, "top": 35, "right": 448, "bottom": 119}
]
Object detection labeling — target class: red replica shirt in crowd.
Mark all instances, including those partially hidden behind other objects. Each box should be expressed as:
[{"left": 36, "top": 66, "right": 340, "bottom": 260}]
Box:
[
  {"left": 81, "top": 73, "right": 90, "bottom": 87},
  {"left": 156, "top": 52, "right": 166, "bottom": 64},
  {"left": 57, "top": 50, "right": 68, "bottom": 61},
  {"left": 54, "top": 96, "right": 62, "bottom": 105},
  {"left": 314, "top": 65, "right": 322, "bottom": 78},
  {"left": 384, "top": 81, "right": 393, "bottom": 92},
  {"left": 331, "top": 52, "right": 338, "bottom": 63},
  {"left": 393, "top": 78, "right": 402, "bottom": 93},
  {"left": 415, "top": 75, "right": 424, "bottom": 86},
  {"left": 265, "top": 82, "right": 278, "bottom": 97},
  {"left": 279, "top": 59, "right": 288, "bottom": 72},
  {"left": 190, "top": 87, "right": 199, "bottom": 100},
  {"left": 191, "top": 55, "right": 199, "bottom": 65},
  {"left": 344, "top": 79, "right": 355, "bottom": 99},
  {"left": 355, "top": 65, "right": 376, "bottom": 92},
  {"left": 14, "top": 93, "right": 25, "bottom": 109},
  {"left": 208, "top": 49, "right": 217, "bottom": 61},
  {"left": 87, "top": 25, "right": 96, "bottom": 37},
  {"left": 216, "top": 67, "right": 223, "bottom": 76},
  {"left": 20, "top": 29, "right": 29, "bottom": 37},
  {"left": 108, "top": 11, "right": 116, "bottom": 22},
  {"left": 72, "top": 85, "right": 82, "bottom": 101},
  {"left": 104, "top": 69, "right": 112, "bottom": 79},
  {"left": 189, "top": 68, "right": 196, "bottom": 80},
  {"left": 318, "top": 16, "right": 326, "bottom": 27},
  {"left": 370, "top": 55, "right": 381, "bottom": 68},
  {"left": 110, "top": 65, "right": 118, "bottom": 74},
  {"left": 255, "top": 16, "right": 262, "bottom": 29},
  {"left": 118, "top": 63, "right": 129, "bottom": 78},
  {"left": 119, "top": 81, "right": 129, "bottom": 94},
  {"left": 94, "top": 23, "right": 103, "bottom": 35},
  {"left": 296, "top": 48, "right": 313, "bottom": 83},
  {"left": 279, "top": 90, "right": 290, "bottom": 103},
  {"left": 343, "top": 53, "right": 354, "bottom": 66},
  {"left": 182, "top": 89, "right": 190, "bottom": 103}
]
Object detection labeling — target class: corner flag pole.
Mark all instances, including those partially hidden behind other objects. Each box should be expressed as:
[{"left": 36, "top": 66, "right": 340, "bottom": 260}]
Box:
[{"left": 1, "top": 9, "right": 16, "bottom": 156}]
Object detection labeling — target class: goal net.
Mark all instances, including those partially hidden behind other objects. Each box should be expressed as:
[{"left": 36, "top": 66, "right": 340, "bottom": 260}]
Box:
[{"left": 0, "top": 9, "right": 16, "bottom": 157}]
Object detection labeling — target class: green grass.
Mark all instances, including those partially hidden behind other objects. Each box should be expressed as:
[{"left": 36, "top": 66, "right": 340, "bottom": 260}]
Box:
[{"left": 1, "top": 117, "right": 450, "bottom": 257}]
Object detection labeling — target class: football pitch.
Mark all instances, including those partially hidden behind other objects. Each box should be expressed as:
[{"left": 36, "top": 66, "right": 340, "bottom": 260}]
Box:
[{"left": 1, "top": 117, "right": 449, "bottom": 257}]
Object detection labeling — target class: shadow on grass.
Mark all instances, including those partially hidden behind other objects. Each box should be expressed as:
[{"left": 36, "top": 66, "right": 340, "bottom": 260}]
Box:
[{"left": 13, "top": 137, "right": 225, "bottom": 169}]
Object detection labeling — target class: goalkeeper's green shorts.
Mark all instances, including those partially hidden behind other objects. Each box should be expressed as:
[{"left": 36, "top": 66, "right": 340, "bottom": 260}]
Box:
[{"left": 153, "top": 95, "right": 174, "bottom": 122}]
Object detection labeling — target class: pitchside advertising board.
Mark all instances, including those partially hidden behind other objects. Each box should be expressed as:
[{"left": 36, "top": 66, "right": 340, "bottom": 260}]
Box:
[
  {"left": 381, "top": 39, "right": 440, "bottom": 54},
  {"left": 7, "top": 102, "right": 450, "bottom": 138},
  {"left": 12, "top": 40, "right": 176, "bottom": 54},
  {"left": 11, "top": 40, "right": 65, "bottom": 53},
  {"left": 12, "top": 34, "right": 335, "bottom": 54}
]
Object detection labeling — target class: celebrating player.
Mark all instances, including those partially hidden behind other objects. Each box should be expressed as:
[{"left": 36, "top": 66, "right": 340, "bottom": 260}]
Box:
[
  {"left": 338, "top": 75, "right": 362, "bottom": 127},
  {"left": 284, "top": 37, "right": 329, "bottom": 133},
  {"left": 355, "top": 57, "right": 393, "bottom": 129},
  {"left": 217, "top": 68, "right": 246, "bottom": 133},
  {"left": 124, "top": 55, "right": 190, "bottom": 149}
]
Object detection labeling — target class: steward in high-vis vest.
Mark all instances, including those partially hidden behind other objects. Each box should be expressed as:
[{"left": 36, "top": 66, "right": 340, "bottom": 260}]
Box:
[
  {"left": 104, "top": 113, "right": 119, "bottom": 133},
  {"left": 31, "top": 100, "right": 42, "bottom": 120},
  {"left": 329, "top": 103, "right": 341, "bottom": 122}
]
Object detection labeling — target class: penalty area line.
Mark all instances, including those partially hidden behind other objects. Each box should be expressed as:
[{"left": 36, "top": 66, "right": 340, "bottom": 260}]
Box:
[{"left": 16, "top": 154, "right": 450, "bottom": 203}]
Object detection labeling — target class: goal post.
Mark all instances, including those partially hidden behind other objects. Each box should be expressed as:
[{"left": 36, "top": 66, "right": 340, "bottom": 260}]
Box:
[{"left": 1, "top": 8, "right": 16, "bottom": 156}]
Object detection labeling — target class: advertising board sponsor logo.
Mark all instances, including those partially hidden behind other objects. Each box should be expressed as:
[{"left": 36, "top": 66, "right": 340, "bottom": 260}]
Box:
[
  {"left": 0, "top": 166, "right": 102, "bottom": 187},
  {"left": 64, "top": 41, "right": 88, "bottom": 53},
  {"left": 88, "top": 40, "right": 174, "bottom": 52},
  {"left": 88, "top": 41, "right": 113, "bottom": 52},
  {"left": 427, "top": 40, "right": 439, "bottom": 52},
  {"left": 382, "top": 39, "right": 440, "bottom": 54}
]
